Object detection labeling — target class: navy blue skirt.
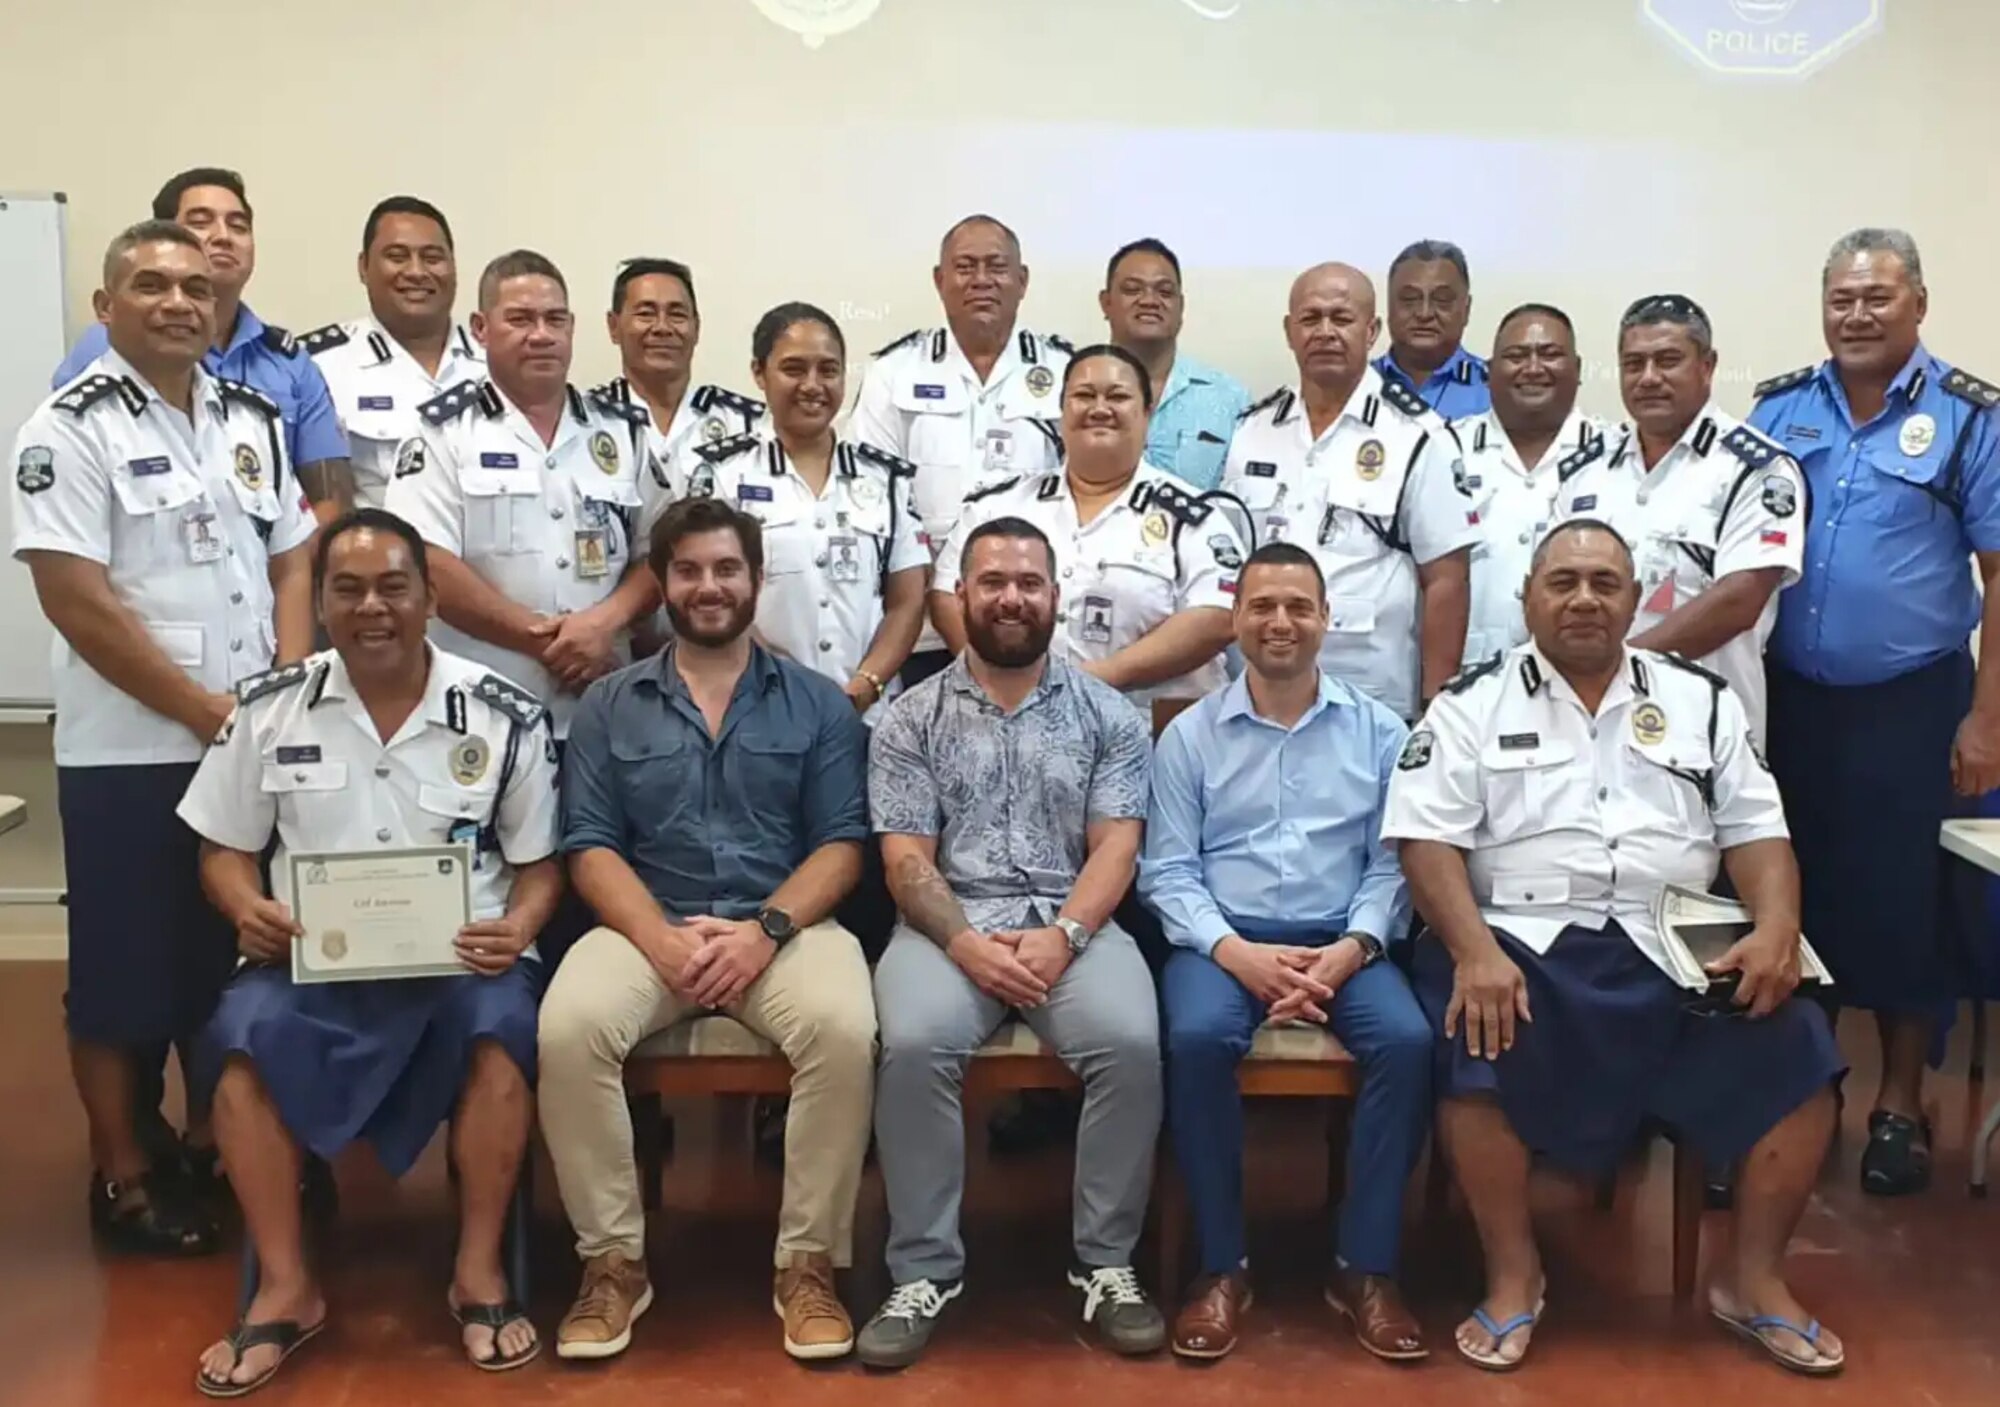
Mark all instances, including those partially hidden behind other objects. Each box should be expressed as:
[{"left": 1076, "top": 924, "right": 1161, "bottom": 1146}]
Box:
[
  {"left": 199, "top": 960, "right": 545, "bottom": 1177},
  {"left": 58, "top": 763, "right": 236, "bottom": 1046},
  {"left": 1767, "top": 652, "right": 1978, "bottom": 1013},
  {"left": 1411, "top": 923, "right": 1843, "bottom": 1175}
]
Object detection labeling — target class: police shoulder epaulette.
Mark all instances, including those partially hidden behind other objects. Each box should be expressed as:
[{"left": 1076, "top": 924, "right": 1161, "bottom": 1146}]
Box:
[
  {"left": 419, "top": 380, "right": 486, "bottom": 426},
  {"left": 1241, "top": 387, "right": 1291, "bottom": 422},
  {"left": 587, "top": 387, "right": 648, "bottom": 426},
  {"left": 53, "top": 375, "right": 123, "bottom": 416},
  {"left": 259, "top": 325, "right": 300, "bottom": 357},
  {"left": 1752, "top": 365, "right": 1815, "bottom": 400},
  {"left": 235, "top": 659, "right": 313, "bottom": 706},
  {"left": 1942, "top": 369, "right": 2000, "bottom": 411},
  {"left": 471, "top": 672, "right": 547, "bottom": 728},
  {"left": 965, "top": 475, "right": 1022, "bottom": 504},
  {"left": 853, "top": 442, "right": 916, "bottom": 477},
  {"left": 695, "top": 432, "right": 759, "bottom": 465},
  {"left": 1653, "top": 650, "right": 1728, "bottom": 693},
  {"left": 872, "top": 329, "right": 925, "bottom": 358},
  {"left": 218, "top": 379, "right": 279, "bottom": 419},
  {"left": 1378, "top": 376, "right": 1431, "bottom": 421},
  {"left": 298, "top": 322, "right": 350, "bottom": 355},
  {"left": 1441, "top": 651, "right": 1505, "bottom": 696},
  {"left": 588, "top": 378, "right": 628, "bottom": 405},
  {"left": 1146, "top": 479, "right": 1211, "bottom": 527},
  {"left": 1555, "top": 432, "right": 1608, "bottom": 483},
  {"left": 699, "top": 385, "right": 767, "bottom": 421},
  {"left": 1044, "top": 333, "right": 1075, "bottom": 356},
  {"left": 1717, "top": 424, "right": 1780, "bottom": 468}
]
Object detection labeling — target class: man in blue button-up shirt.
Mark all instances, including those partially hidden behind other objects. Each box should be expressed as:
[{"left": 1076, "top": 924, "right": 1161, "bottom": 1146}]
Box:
[
  {"left": 1374, "top": 239, "right": 1491, "bottom": 420},
  {"left": 55, "top": 168, "right": 351, "bottom": 521},
  {"left": 1141, "top": 541, "right": 1432, "bottom": 1362},
  {"left": 1099, "top": 238, "right": 1249, "bottom": 489},
  {"left": 1751, "top": 227, "right": 2000, "bottom": 1198}
]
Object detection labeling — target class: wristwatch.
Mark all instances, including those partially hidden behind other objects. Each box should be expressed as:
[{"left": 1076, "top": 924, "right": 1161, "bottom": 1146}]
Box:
[
  {"left": 757, "top": 906, "right": 798, "bottom": 945},
  {"left": 1055, "top": 916, "right": 1094, "bottom": 955},
  {"left": 1347, "top": 931, "right": 1385, "bottom": 968}
]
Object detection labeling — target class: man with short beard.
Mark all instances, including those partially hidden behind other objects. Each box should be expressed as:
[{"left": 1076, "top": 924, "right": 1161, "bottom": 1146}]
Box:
[{"left": 537, "top": 497, "right": 878, "bottom": 1365}]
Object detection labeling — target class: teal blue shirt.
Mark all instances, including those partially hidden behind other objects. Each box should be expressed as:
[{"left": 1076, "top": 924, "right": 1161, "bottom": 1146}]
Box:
[{"left": 1145, "top": 353, "right": 1250, "bottom": 489}]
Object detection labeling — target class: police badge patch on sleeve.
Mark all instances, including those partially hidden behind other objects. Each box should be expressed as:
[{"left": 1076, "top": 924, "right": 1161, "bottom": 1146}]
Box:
[
  {"left": 395, "top": 438, "right": 426, "bottom": 479},
  {"left": 1760, "top": 473, "right": 1797, "bottom": 518},
  {"left": 16, "top": 446, "right": 54, "bottom": 494},
  {"left": 1208, "top": 533, "right": 1244, "bottom": 570},
  {"left": 1397, "top": 729, "right": 1435, "bottom": 771}
]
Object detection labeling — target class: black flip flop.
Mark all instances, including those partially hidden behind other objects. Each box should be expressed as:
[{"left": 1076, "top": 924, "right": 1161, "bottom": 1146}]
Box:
[
  {"left": 451, "top": 1299, "right": 541, "bottom": 1371},
  {"left": 91, "top": 1171, "right": 218, "bottom": 1257},
  {"left": 195, "top": 1318, "right": 325, "bottom": 1398}
]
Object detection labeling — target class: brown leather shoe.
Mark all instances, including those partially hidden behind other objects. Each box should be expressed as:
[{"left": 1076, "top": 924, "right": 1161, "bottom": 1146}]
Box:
[
  {"left": 1326, "top": 1269, "right": 1428, "bottom": 1361},
  {"left": 773, "top": 1252, "right": 854, "bottom": 1361},
  {"left": 556, "top": 1251, "right": 654, "bottom": 1360},
  {"left": 1171, "top": 1272, "right": 1253, "bottom": 1360}
]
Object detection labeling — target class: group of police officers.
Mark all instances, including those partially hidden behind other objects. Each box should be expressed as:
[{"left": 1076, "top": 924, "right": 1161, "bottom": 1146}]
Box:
[{"left": 10, "top": 162, "right": 2000, "bottom": 1389}]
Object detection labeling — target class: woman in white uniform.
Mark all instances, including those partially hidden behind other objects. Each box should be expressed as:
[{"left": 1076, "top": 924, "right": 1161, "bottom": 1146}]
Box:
[{"left": 670, "top": 302, "right": 929, "bottom": 718}]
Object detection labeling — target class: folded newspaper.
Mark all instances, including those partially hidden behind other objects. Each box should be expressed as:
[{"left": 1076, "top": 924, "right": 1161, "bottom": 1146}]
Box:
[{"left": 1651, "top": 884, "right": 1835, "bottom": 993}]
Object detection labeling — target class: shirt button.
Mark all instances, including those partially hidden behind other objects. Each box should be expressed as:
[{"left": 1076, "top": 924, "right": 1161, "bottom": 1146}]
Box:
[
  {"left": 1608, "top": 838, "right": 1620, "bottom": 851},
  {"left": 374, "top": 765, "right": 391, "bottom": 779},
  {"left": 545, "top": 456, "right": 558, "bottom": 470},
  {"left": 1063, "top": 566, "right": 1074, "bottom": 578},
  {"left": 1836, "top": 480, "right": 1847, "bottom": 488},
  {"left": 819, "top": 597, "right": 830, "bottom": 608},
  {"left": 229, "top": 592, "right": 244, "bottom": 605},
  {"left": 551, "top": 505, "right": 565, "bottom": 519},
  {"left": 1517, "top": 532, "right": 1530, "bottom": 544},
  {"left": 154, "top": 496, "right": 167, "bottom": 507},
  {"left": 293, "top": 771, "right": 307, "bottom": 783},
  {"left": 815, "top": 516, "right": 826, "bottom": 529},
  {"left": 556, "top": 556, "right": 570, "bottom": 569},
  {"left": 1597, "top": 786, "right": 1608, "bottom": 801},
  {"left": 1524, "top": 890, "right": 1536, "bottom": 902},
  {"left": 375, "top": 827, "right": 392, "bottom": 843},
  {"left": 815, "top": 554, "right": 829, "bottom": 568},
  {"left": 818, "top": 640, "right": 832, "bottom": 653},
  {"left": 230, "top": 639, "right": 242, "bottom": 652},
  {"left": 1588, "top": 724, "right": 1599, "bottom": 740}
]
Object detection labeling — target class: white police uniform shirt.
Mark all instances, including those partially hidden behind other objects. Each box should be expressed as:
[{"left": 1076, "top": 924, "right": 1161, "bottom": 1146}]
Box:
[
  {"left": 301, "top": 318, "right": 485, "bottom": 507},
  {"left": 1555, "top": 405, "right": 1804, "bottom": 737},
  {"left": 847, "top": 326, "right": 1071, "bottom": 653},
  {"left": 1220, "top": 367, "right": 1479, "bottom": 719},
  {"left": 385, "top": 379, "right": 645, "bottom": 736},
  {"left": 9, "top": 350, "right": 317, "bottom": 767},
  {"left": 178, "top": 646, "right": 559, "bottom": 927},
  {"left": 593, "top": 377, "right": 766, "bottom": 538},
  {"left": 1451, "top": 409, "right": 1609, "bottom": 664},
  {"left": 1381, "top": 644, "right": 1788, "bottom": 980},
  {"left": 932, "top": 463, "right": 1244, "bottom": 708},
  {"left": 680, "top": 433, "right": 928, "bottom": 717}
]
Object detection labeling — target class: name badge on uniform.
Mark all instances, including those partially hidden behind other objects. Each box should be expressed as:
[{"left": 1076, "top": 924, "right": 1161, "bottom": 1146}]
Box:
[
  {"left": 914, "top": 384, "right": 947, "bottom": 401},
  {"left": 358, "top": 396, "right": 394, "bottom": 411},
  {"left": 1498, "top": 733, "right": 1540, "bottom": 751},
  {"left": 1245, "top": 461, "right": 1278, "bottom": 478},
  {"left": 738, "top": 483, "right": 774, "bottom": 503},
  {"left": 983, "top": 428, "right": 1014, "bottom": 473},
  {"left": 128, "top": 455, "right": 172, "bottom": 477},
  {"left": 829, "top": 534, "right": 863, "bottom": 584},
  {"left": 1079, "top": 593, "right": 1115, "bottom": 645},
  {"left": 181, "top": 504, "right": 224, "bottom": 564},
  {"left": 479, "top": 452, "right": 520, "bottom": 469},
  {"left": 1571, "top": 494, "right": 1597, "bottom": 512},
  {"left": 575, "top": 529, "right": 610, "bottom": 579},
  {"left": 275, "top": 745, "right": 322, "bottom": 764}
]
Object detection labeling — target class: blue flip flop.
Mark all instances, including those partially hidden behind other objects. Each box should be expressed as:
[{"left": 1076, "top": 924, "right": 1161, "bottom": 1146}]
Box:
[
  {"left": 1457, "top": 1299, "right": 1545, "bottom": 1371},
  {"left": 1712, "top": 1307, "right": 1845, "bottom": 1376}
]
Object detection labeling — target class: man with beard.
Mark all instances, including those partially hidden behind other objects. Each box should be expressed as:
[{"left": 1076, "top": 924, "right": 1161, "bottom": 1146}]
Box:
[
  {"left": 300, "top": 197, "right": 487, "bottom": 508},
  {"left": 538, "top": 497, "right": 877, "bottom": 1364},
  {"left": 1386, "top": 520, "right": 1844, "bottom": 1376},
  {"left": 857, "top": 517, "right": 1165, "bottom": 1369}
]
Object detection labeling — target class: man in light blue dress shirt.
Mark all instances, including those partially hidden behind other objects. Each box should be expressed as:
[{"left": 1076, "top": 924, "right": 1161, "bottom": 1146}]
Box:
[
  {"left": 1141, "top": 541, "right": 1432, "bottom": 1362},
  {"left": 1100, "top": 238, "right": 1249, "bottom": 489},
  {"left": 1374, "top": 239, "right": 1490, "bottom": 420},
  {"left": 55, "top": 167, "right": 351, "bottom": 519}
]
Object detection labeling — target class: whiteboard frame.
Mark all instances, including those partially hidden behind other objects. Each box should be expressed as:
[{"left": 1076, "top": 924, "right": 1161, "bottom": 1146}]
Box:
[{"left": 0, "top": 190, "right": 69, "bottom": 714}]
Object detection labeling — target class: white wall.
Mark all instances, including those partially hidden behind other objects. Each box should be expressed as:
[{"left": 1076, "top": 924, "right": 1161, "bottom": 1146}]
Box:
[{"left": 2, "top": 0, "right": 1996, "bottom": 912}]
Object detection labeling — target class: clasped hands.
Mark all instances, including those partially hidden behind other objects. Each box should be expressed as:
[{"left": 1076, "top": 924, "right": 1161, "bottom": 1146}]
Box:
[
  {"left": 647, "top": 916, "right": 779, "bottom": 1010},
  {"left": 530, "top": 606, "right": 622, "bottom": 694},
  {"left": 1215, "top": 934, "right": 1368, "bottom": 1027}
]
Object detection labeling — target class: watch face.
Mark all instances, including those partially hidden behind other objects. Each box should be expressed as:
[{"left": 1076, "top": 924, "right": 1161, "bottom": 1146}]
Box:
[{"left": 760, "top": 908, "right": 796, "bottom": 941}]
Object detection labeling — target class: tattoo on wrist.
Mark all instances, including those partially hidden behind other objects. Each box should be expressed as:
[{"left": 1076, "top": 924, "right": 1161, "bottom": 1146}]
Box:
[
  {"left": 294, "top": 460, "right": 355, "bottom": 507},
  {"left": 892, "top": 853, "right": 973, "bottom": 949}
]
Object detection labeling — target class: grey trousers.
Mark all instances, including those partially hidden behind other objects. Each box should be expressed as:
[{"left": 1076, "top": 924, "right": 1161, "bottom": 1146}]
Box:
[{"left": 873, "top": 921, "right": 1162, "bottom": 1284}]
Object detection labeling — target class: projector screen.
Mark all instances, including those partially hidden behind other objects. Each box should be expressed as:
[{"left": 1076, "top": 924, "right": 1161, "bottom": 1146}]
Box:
[{"left": 3, "top": 0, "right": 1995, "bottom": 421}]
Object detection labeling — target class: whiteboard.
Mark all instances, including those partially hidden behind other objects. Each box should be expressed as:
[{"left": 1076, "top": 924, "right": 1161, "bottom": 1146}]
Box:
[{"left": 0, "top": 193, "right": 69, "bottom": 708}]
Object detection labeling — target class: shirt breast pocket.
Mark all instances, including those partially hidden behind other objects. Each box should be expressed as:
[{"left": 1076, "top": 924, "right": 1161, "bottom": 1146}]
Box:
[
  {"left": 416, "top": 780, "right": 500, "bottom": 843},
  {"left": 109, "top": 467, "right": 205, "bottom": 565},
  {"left": 224, "top": 471, "right": 282, "bottom": 535},
  {"left": 1097, "top": 554, "right": 1180, "bottom": 640},
  {"left": 608, "top": 735, "right": 696, "bottom": 830},
  {"left": 732, "top": 734, "right": 807, "bottom": 822},
  {"left": 461, "top": 468, "right": 543, "bottom": 556},
  {"left": 1479, "top": 741, "right": 1576, "bottom": 843},
  {"left": 576, "top": 481, "right": 638, "bottom": 565},
  {"left": 1859, "top": 446, "right": 1954, "bottom": 529},
  {"left": 1172, "top": 429, "right": 1228, "bottom": 488},
  {"left": 261, "top": 759, "right": 351, "bottom": 831},
  {"left": 748, "top": 503, "right": 813, "bottom": 576},
  {"left": 1625, "top": 737, "right": 1714, "bottom": 836}
]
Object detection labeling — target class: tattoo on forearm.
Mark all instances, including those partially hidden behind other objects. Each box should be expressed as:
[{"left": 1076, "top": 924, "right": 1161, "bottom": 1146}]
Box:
[
  {"left": 295, "top": 459, "right": 356, "bottom": 509},
  {"left": 892, "top": 853, "right": 972, "bottom": 948}
]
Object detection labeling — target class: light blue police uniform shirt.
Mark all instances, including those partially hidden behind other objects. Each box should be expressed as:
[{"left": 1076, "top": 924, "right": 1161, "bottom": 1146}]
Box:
[
  {"left": 1750, "top": 346, "right": 2000, "bottom": 687},
  {"left": 1374, "top": 344, "right": 1491, "bottom": 421},
  {"left": 1140, "top": 670, "right": 1411, "bottom": 955},
  {"left": 54, "top": 305, "right": 349, "bottom": 470},
  {"left": 1145, "top": 353, "right": 1251, "bottom": 490}
]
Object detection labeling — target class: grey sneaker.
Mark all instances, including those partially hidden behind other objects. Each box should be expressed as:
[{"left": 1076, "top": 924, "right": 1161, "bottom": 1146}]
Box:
[
  {"left": 1068, "top": 1265, "right": 1165, "bottom": 1355},
  {"left": 855, "top": 1278, "right": 961, "bottom": 1369}
]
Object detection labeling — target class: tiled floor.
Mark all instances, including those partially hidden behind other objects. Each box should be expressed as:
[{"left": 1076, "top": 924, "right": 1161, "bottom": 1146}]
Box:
[{"left": 2, "top": 960, "right": 1996, "bottom": 1407}]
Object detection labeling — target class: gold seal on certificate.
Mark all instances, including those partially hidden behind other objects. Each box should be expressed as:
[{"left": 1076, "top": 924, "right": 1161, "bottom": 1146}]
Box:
[{"left": 290, "top": 846, "right": 473, "bottom": 985}]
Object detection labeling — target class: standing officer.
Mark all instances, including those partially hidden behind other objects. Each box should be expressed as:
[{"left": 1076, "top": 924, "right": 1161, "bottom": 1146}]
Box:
[
  {"left": 848, "top": 214, "right": 1072, "bottom": 685},
  {"left": 1751, "top": 228, "right": 2000, "bottom": 1196},
  {"left": 386, "top": 250, "right": 660, "bottom": 739},
  {"left": 1221, "top": 262, "right": 1475, "bottom": 721},
  {"left": 1374, "top": 240, "right": 1490, "bottom": 420},
  {"left": 596, "top": 258, "right": 765, "bottom": 534},
  {"left": 1143, "top": 542, "right": 1432, "bottom": 1364},
  {"left": 55, "top": 167, "right": 352, "bottom": 520},
  {"left": 931, "top": 345, "right": 1241, "bottom": 708},
  {"left": 1099, "top": 237, "right": 1249, "bottom": 489},
  {"left": 1555, "top": 296, "right": 1803, "bottom": 737},
  {"left": 1455, "top": 304, "right": 1607, "bottom": 663},
  {"left": 11, "top": 220, "right": 316, "bottom": 1255},
  {"left": 675, "top": 303, "right": 927, "bottom": 718},
  {"left": 299, "top": 197, "right": 486, "bottom": 507}
]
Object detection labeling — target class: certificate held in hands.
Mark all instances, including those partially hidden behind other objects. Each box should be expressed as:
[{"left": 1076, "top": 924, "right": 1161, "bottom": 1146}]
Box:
[{"left": 290, "top": 846, "right": 474, "bottom": 985}]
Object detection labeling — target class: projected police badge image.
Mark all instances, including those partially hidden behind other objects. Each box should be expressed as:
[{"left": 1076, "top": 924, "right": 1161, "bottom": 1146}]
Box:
[{"left": 1645, "top": 0, "right": 1884, "bottom": 77}]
